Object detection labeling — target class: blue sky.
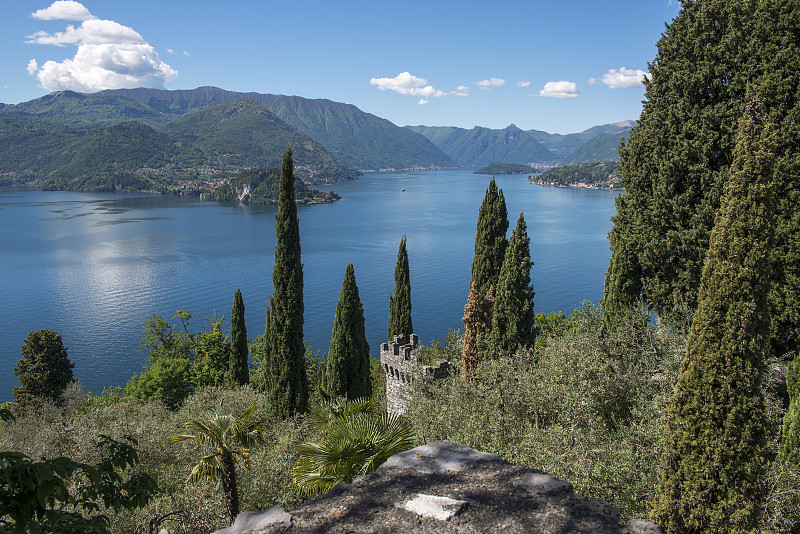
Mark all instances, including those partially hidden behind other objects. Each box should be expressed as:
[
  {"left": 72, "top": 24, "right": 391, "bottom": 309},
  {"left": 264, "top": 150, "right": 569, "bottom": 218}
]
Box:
[{"left": 0, "top": 0, "right": 681, "bottom": 134}]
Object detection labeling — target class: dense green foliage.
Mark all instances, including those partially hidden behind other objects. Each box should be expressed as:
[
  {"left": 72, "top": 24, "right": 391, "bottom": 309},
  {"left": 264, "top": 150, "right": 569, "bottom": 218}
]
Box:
[
  {"left": 228, "top": 289, "right": 249, "bottom": 387},
  {"left": 291, "top": 397, "right": 414, "bottom": 499},
  {"left": 489, "top": 213, "right": 535, "bottom": 354},
  {"left": 261, "top": 149, "right": 309, "bottom": 419},
  {"left": 0, "top": 435, "right": 155, "bottom": 534},
  {"left": 535, "top": 162, "right": 619, "bottom": 187},
  {"left": 324, "top": 264, "right": 371, "bottom": 400},
  {"left": 604, "top": 0, "right": 800, "bottom": 356},
  {"left": 387, "top": 236, "right": 413, "bottom": 340},
  {"left": 782, "top": 353, "right": 800, "bottom": 464},
  {"left": 207, "top": 167, "right": 340, "bottom": 205},
  {"left": 469, "top": 178, "right": 509, "bottom": 297},
  {"left": 172, "top": 403, "right": 265, "bottom": 521},
  {"left": 472, "top": 162, "right": 539, "bottom": 175},
  {"left": 12, "top": 330, "right": 74, "bottom": 408},
  {"left": 652, "top": 97, "right": 775, "bottom": 532}
]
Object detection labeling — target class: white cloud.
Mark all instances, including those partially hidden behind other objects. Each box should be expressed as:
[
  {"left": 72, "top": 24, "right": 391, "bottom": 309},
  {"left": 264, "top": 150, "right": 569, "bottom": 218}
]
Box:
[
  {"left": 516, "top": 80, "right": 530, "bottom": 87},
  {"left": 587, "top": 77, "right": 598, "bottom": 85},
  {"left": 453, "top": 85, "right": 469, "bottom": 97},
  {"left": 31, "top": 0, "right": 94, "bottom": 21},
  {"left": 539, "top": 80, "right": 579, "bottom": 99},
  {"left": 183, "top": 50, "right": 190, "bottom": 56},
  {"left": 166, "top": 48, "right": 175, "bottom": 54},
  {"left": 475, "top": 78, "right": 505, "bottom": 90},
  {"left": 600, "top": 67, "right": 646, "bottom": 89},
  {"left": 26, "top": 1, "right": 177, "bottom": 92},
  {"left": 370, "top": 72, "right": 463, "bottom": 104}
]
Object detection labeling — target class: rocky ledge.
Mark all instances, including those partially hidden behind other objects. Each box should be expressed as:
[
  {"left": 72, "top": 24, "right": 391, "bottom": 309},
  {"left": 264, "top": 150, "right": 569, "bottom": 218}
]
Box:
[{"left": 214, "top": 440, "right": 659, "bottom": 534}]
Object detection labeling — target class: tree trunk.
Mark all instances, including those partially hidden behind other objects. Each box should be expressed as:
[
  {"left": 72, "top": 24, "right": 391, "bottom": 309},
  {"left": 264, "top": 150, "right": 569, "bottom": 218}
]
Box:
[{"left": 221, "top": 452, "right": 240, "bottom": 522}]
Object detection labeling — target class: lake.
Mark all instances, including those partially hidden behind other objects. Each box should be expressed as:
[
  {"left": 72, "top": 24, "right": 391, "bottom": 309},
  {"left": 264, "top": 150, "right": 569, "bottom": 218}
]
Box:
[{"left": 0, "top": 170, "right": 619, "bottom": 401}]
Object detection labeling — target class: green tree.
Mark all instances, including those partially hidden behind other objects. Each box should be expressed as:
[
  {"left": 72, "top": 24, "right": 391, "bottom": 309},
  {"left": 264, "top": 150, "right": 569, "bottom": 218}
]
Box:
[
  {"left": 652, "top": 94, "right": 775, "bottom": 532},
  {"left": 460, "top": 282, "right": 494, "bottom": 380},
  {"left": 781, "top": 352, "right": 800, "bottom": 465},
  {"left": 193, "top": 318, "right": 230, "bottom": 389},
  {"left": 172, "top": 403, "right": 265, "bottom": 522},
  {"left": 261, "top": 147, "right": 308, "bottom": 418},
  {"left": 470, "top": 178, "right": 508, "bottom": 299},
  {"left": 387, "top": 236, "right": 413, "bottom": 340},
  {"left": 228, "top": 288, "right": 249, "bottom": 386},
  {"left": 124, "top": 356, "right": 192, "bottom": 409},
  {"left": 603, "top": 0, "right": 800, "bottom": 356},
  {"left": 490, "top": 213, "right": 535, "bottom": 354},
  {"left": 325, "top": 263, "right": 371, "bottom": 399},
  {"left": 12, "top": 330, "right": 74, "bottom": 407}
]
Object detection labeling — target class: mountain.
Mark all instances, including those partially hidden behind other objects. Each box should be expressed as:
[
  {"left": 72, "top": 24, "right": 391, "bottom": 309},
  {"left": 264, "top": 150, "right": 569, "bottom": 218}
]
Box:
[
  {"left": 101, "top": 87, "right": 455, "bottom": 171},
  {"left": 207, "top": 167, "right": 340, "bottom": 205},
  {"left": 405, "top": 124, "right": 553, "bottom": 168},
  {"left": 561, "top": 129, "right": 629, "bottom": 165}
]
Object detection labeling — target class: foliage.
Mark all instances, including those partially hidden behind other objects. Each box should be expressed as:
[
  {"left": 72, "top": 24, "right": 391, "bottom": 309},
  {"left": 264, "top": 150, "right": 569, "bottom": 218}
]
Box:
[
  {"left": 460, "top": 283, "right": 493, "bottom": 380},
  {"left": 0, "top": 435, "right": 155, "bottom": 534},
  {"left": 472, "top": 162, "right": 539, "bottom": 175},
  {"left": 490, "top": 213, "right": 535, "bottom": 354},
  {"left": 535, "top": 162, "right": 619, "bottom": 187},
  {"left": 207, "top": 167, "right": 340, "bottom": 205},
  {"left": 409, "top": 304, "right": 687, "bottom": 521},
  {"left": 12, "top": 330, "right": 75, "bottom": 408},
  {"left": 782, "top": 352, "right": 800, "bottom": 464},
  {"left": 291, "top": 397, "right": 414, "bottom": 499},
  {"left": 652, "top": 94, "right": 775, "bottom": 532},
  {"left": 260, "top": 148, "right": 309, "bottom": 418},
  {"left": 469, "top": 177, "right": 508, "bottom": 298},
  {"left": 325, "top": 264, "right": 371, "bottom": 400},
  {"left": 387, "top": 236, "right": 413, "bottom": 340},
  {"left": 228, "top": 289, "right": 249, "bottom": 386},
  {"left": 604, "top": 0, "right": 800, "bottom": 356}
]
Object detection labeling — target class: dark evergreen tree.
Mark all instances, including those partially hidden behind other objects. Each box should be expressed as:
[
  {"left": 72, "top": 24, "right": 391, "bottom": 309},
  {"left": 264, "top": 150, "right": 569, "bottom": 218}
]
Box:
[
  {"left": 653, "top": 94, "right": 774, "bottom": 532},
  {"left": 781, "top": 351, "right": 800, "bottom": 465},
  {"left": 13, "top": 329, "right": 75, "bottom": 407},
  {"left": 387, "top": 236, "right": 413, "bottom": 340},
  {"left": 263, "top": 147, "right": 308, "bottom": 418},
  {"left": 470, "top": 178, "right": 508, "bottom": 299},
  {"left": 460, "top": 282, "right": 494, "bottom": 381},
  {"left": 325, "top": 263, "right": 371, "bottom": 399},
  {"left": 490, "top": 213, "right": 534, "bottom": 354},
  {"left": 604, "top": 0, "right": 800, "bottom": 355},
  {"left": 228, "top": 288, "right": 249, "bottom": 386}
]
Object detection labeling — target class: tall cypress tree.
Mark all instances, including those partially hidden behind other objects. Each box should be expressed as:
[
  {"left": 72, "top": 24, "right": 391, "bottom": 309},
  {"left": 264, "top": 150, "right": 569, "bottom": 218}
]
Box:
[
  {"left": 264, "top": 147, "right": 308, "bottom": 418},
  {"left": 325, "top": 263, "right": 371, "bottom": 399},
  {"left": 387, "top": 236, "right": 413, "bottom": 340},
  {"left": 653, "top": 94, "right": 774, "bottom": 532},
  {"left": 228, "top": 288, "right": 249, "bottom": 386},
  {"left": 781, "top": 352, "right": 800, "bottom": 464},
  {"left": 460, "top": 282, "right": 494, "bottom": 381},
  {"left": 490, "top": 213, "right": 534, "bottom": 354},
  {"left": 604, "top": 0, "right": 800, "bottom": 355},
  {"left": 470, "top": 178, "right": 509, "bottom": 298}
]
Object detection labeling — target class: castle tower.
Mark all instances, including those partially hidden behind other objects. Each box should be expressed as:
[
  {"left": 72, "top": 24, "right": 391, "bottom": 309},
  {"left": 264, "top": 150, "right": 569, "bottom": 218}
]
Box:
[{"left": 380, "top": 334, "right": 419, "bottom": 415}]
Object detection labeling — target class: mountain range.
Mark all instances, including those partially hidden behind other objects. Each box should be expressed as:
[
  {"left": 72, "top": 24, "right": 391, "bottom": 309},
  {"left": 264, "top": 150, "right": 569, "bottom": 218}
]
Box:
[{"left": 0, "top": 86, "right": 633, "bottom": 194}]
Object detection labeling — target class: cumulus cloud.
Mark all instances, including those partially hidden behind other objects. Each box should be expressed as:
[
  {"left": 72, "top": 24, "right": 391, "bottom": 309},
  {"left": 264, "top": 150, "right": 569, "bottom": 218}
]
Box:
[
  {"left": 539, "top": 80, "right": 579, "bottom": 99},
  {"left": 599, "top": 67, "right": 646, "bottom": 89},
  {"left": 516, "top": 80, "right": 530, "bottom": 87},
  {"left": 370, "top": 72, "right": 468, "bottom": 104},
  {"left": 26, "top": 1, "right": 177, "bottom": 93},
  {"left": 31, "top": 0, "right": 93, "bottom": 21},
  {"left": 587, "top": 77, "right": 598, "bottom": 85},
  {"left": 475, "top": 77, "right": 505, "bottom": 90}
]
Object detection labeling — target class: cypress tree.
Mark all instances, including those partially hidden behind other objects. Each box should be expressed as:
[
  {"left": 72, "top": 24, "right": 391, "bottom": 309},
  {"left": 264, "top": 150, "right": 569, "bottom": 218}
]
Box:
[
  {"left": 264, "top": 147, "right": 308, "bottom": 418},
  {"left": 387, "top": 236, "right": 413, "bottom": 340},
  {"left": 490, "top": 213, "right": 535, "bottom": 354},
  {"left": 228, "top": 288, "right": 249, "bottom": 386},
  {"left": 604, "top": 0, "right": 800, "bottom": 355},
  {"left": 460, "top": 282, "right": 494, "bottom": 380},
  {"left": 653, "top": 93, "right": 774, "bottom": 532},
  {"left": 13, "top": 329, "right": 75, "bottom": 407},
  {"left": 781, "top": 352, "right": 800, "bottom": 464},
  {"left": 325, "top": 263, "right": 371, "bottom": 399},
  {"left": 470, "top": 178, "right": 509, "bottom": 299}
]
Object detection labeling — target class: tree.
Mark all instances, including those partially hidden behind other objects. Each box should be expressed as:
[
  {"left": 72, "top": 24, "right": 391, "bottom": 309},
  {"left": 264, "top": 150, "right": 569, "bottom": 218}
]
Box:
[
  {"left": 652, "top": 94, "right": 775, "bottom": 532},
  {"left": 12, "top": 330, "right": 74, "bottom": 407},
  {"left": 262, "top": 147, "right": 308, "bottom": 418},
  {"left": 387, "top": 236, "right": 413, "bottom": 340},
  {"left": 490, "top": 213, "right": 535, "bottom": 354},
  {"left": 781, "top": 352, "right": 800, "bottom": 464},
  {"left": 228, "top": 288, "right": 249, "bottom": 386},
  {"left": 470, "top": 178, "right": 508, "bottom": 299},
  {"left": 460, "top": 282, "right": 494, "bottom": 380},
  {"left": 193, "top": 318, "right": 230, "bottom": 389},
  {"left": 325, "top": 263, "right": 371, "bottom": 399},
  {"left": 603, "top": 0, "right": 800, "bottom": 356},
  {"left": 172, "top": 403, "right": 265, "bottom": 522}
]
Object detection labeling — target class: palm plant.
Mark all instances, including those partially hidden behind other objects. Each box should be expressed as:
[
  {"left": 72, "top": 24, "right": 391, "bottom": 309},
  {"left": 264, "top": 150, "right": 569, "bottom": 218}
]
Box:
[
  {"left": 172, "top": 403, "right": 264, "bottom": 521},
  {"left": 292, "top": 397, "right": 414, "bottom": 498}
]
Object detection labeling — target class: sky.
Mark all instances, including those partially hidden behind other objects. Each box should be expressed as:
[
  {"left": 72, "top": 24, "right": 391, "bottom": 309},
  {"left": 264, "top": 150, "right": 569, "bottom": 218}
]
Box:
[{"left": 0, "top": 0, "right": 682, "bottom": 134}]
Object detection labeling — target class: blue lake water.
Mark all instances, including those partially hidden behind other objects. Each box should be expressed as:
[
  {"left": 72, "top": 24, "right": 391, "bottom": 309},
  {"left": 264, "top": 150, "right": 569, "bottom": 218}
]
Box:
[{"left": 0, "top": 170, "right": 619, "bottom": 401}]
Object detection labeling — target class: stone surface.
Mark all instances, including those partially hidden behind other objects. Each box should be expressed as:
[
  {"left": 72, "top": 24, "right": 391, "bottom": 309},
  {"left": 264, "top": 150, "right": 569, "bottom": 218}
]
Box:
[
  {"left": 225, "top": 440, "right": 659, "bottom": 533},
  {"left": 212, "top": 506, "right": 292, "bottom": 534}
]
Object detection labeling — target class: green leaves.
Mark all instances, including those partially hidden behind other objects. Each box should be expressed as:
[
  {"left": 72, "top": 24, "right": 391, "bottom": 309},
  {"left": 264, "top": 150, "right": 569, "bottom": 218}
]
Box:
[
  {"left": 12, "top": 330, "right": 74, "bottom": 408},
  {"left": 387, "top": 236, "right": 413, "bottom": 340}
]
